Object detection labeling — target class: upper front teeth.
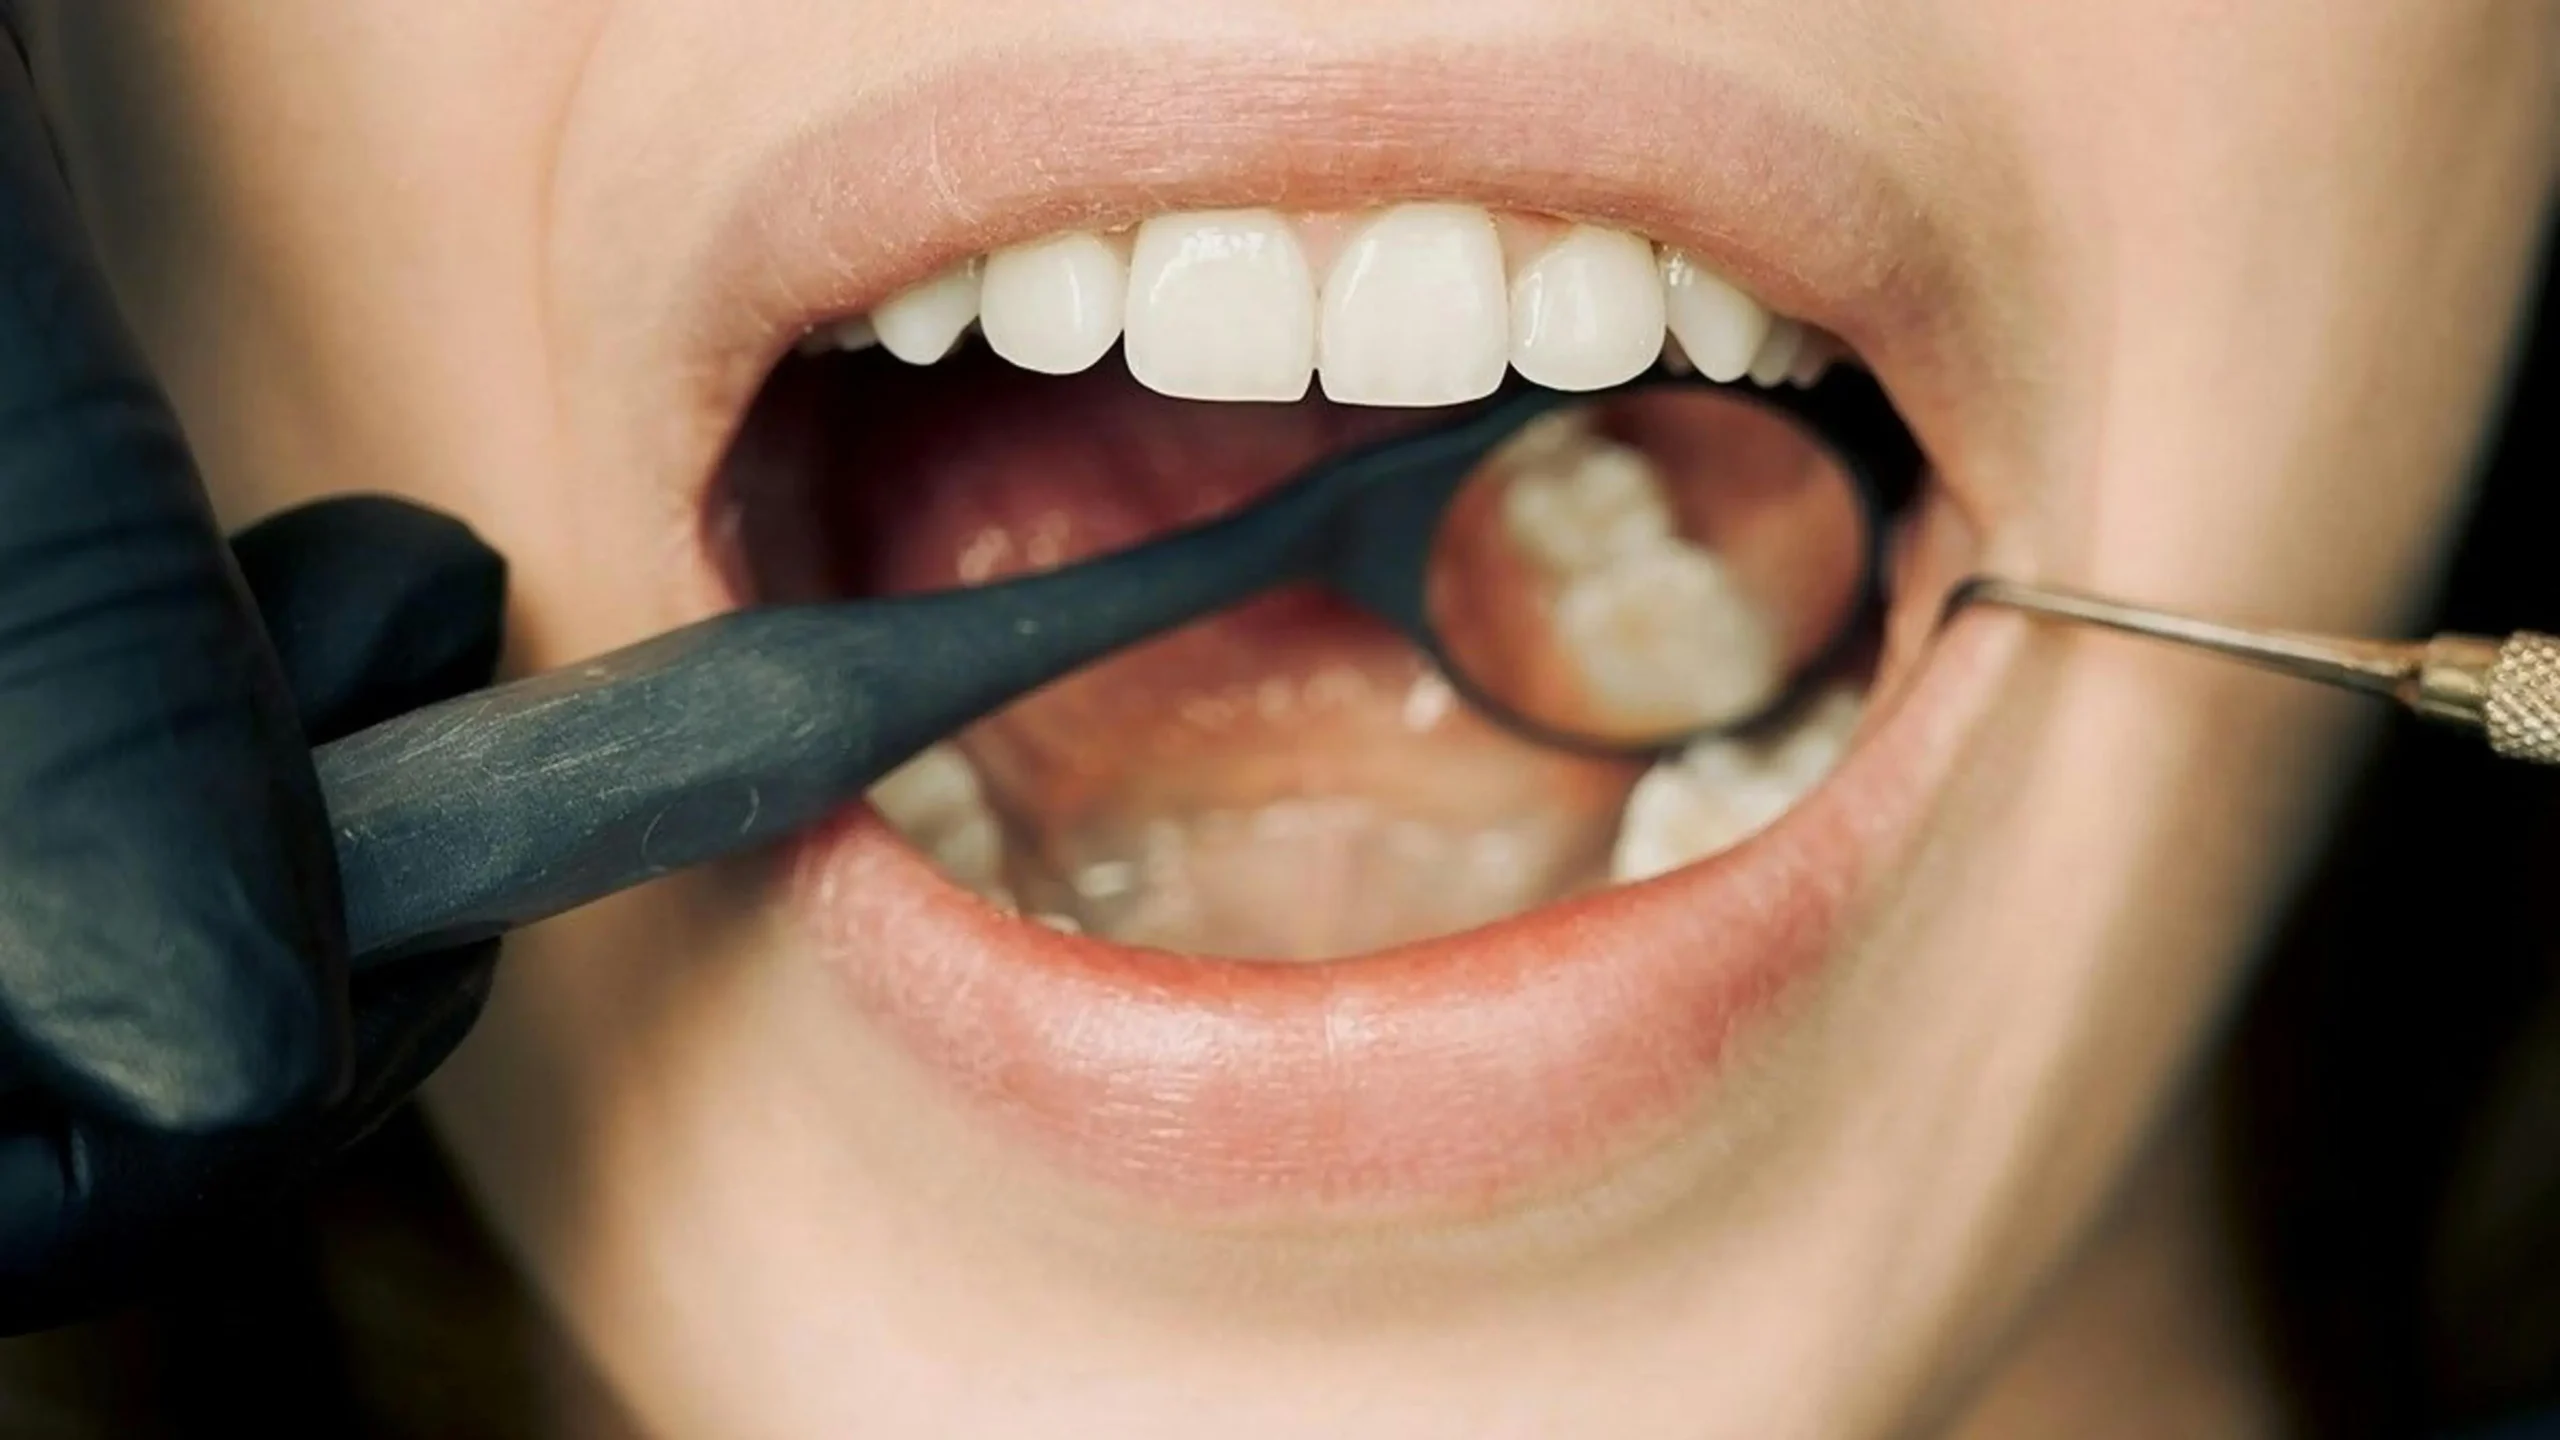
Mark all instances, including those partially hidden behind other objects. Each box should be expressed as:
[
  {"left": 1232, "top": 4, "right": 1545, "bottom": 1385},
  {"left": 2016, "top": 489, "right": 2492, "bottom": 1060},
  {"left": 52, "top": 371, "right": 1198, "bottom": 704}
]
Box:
[
  {"left": 1318, "top": 204, "right": 1513, "bottom": 406},
  {"left": 1124, "top": 210, "right": 1319, "bottom": 402},
  {"left": 808, "top": 204, "right": 1830, "bottom": 403}
]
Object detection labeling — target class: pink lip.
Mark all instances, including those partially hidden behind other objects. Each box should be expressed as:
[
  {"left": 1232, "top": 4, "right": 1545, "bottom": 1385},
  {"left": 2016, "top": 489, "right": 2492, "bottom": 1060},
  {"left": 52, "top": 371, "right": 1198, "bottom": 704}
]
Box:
[
  {"left": 791, "top": 619, "right": 1999, "bottom": 1216},
  {"left": 665, "top": 38, "right": 1982, "bottom": 494},
  {"left": 688, "top": 38, "right": 2005, "bottom": 1218}
]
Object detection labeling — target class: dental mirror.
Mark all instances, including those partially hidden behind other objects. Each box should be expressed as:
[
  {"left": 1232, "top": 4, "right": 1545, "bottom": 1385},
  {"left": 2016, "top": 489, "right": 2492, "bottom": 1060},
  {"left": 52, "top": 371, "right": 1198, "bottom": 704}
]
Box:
[{"left": 1280, "top": 368, "right": 1917, "bottom": 756}]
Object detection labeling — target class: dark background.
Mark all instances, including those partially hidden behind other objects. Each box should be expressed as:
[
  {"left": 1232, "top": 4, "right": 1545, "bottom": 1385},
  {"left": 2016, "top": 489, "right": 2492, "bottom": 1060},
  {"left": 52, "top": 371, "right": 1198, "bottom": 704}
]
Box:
[{"left": 2223, "top": 225, "right": 2560, "bottom": 1437}]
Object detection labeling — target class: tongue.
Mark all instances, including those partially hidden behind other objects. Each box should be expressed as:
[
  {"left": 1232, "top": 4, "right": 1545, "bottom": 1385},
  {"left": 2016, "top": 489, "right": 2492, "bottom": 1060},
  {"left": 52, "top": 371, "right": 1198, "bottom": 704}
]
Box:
[{"left": 782, "top": 348, "right": 1644, "bottom": 959}]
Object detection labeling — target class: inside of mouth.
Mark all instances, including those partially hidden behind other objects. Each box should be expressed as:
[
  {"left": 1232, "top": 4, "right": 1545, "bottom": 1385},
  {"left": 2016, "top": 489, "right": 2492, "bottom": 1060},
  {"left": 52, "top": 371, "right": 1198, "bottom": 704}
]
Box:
[{"left": 714, "top": 303, "right": 1896, "bottom": 962}]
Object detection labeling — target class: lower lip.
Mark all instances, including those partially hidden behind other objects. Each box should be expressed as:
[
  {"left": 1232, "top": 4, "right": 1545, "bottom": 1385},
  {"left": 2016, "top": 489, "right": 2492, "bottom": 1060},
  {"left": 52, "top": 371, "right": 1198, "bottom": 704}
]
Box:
[{"left": 783, "top": 585, "right": 2004, "bottom": 1218}]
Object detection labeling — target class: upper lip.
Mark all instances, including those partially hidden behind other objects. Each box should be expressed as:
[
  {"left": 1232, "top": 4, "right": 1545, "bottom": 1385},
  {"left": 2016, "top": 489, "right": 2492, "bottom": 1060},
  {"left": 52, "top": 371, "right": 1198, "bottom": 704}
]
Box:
[{"left": 654, "top": 31, "right": 1994, "bottom": 574}]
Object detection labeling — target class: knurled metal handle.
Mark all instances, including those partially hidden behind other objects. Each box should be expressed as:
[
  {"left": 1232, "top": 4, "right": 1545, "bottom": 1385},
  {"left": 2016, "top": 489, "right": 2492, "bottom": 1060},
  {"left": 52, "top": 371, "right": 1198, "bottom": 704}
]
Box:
[{"left": 2485, "top": 632, "right": 2560, "bottom": 765}]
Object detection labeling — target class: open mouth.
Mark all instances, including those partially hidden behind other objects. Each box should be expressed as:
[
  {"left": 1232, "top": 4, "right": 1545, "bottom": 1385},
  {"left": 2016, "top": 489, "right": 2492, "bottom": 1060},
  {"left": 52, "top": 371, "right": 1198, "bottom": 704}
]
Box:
[
  {"left": 720, "top": 204, "right": 1881, "bottom": 956},
  {"left": 679, "top": 51, "right": 2004, "bottom": 1220}
]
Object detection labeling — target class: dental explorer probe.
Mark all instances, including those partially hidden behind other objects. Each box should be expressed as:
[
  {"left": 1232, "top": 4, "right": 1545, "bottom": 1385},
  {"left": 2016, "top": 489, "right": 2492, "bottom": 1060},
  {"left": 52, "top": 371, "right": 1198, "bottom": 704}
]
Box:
[{"left": 1947, "top": 578, "right": 2560, "bottom": 765}]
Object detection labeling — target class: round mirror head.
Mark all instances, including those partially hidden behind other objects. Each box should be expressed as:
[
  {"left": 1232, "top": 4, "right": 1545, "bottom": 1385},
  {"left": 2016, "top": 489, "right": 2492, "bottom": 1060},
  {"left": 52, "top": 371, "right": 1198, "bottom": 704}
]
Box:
[{"left": 1423, "top": 387, "right": 1874, "bottom": 752}]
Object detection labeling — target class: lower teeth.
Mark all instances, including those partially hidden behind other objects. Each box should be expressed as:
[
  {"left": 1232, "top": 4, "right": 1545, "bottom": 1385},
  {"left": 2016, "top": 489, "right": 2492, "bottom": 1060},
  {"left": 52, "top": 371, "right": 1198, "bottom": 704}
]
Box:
[
  {"left": 1606, "top": 683, "right": 1862, "bottom": 885},
  {"left": 865, "top": 679, "right": 1862, "bottom": 951},
  {"left": 1000, "top": 799, "right": 1616, "bottom": 960},
  {"left": 865, "top": 744, "right": 1012, "bottom": 903}
]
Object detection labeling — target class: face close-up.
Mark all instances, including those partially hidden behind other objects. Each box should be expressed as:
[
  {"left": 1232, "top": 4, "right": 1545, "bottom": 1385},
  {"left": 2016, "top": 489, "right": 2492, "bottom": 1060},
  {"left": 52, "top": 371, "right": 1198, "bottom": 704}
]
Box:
[{"left": 17, "top": 1, "right": 2558, "bottom": 1435}]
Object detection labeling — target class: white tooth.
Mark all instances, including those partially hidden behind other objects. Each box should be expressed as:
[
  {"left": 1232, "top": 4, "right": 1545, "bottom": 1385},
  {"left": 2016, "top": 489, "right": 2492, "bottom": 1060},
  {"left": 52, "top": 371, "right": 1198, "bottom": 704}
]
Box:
[
  {"left": 1319, "top": 203, "right": 1510, "bottom": 407},
  {"left": 1071, "top": 860, "right": 1137, "bottom": 901},
  {"left": 979, "top": 231, "right": 1127, "bottom": 375},
  {"left": 868, "top": 744, "right": 986, "bottom": 835},
  {"left": 828, "top": 317, "right": 879, "bottom": 353},
  {"left": 1746, "top": 317, "right": 1807, "bottom": 388},
  {"left": 869, "top": 745, "right": 1010, "bottom": 900},
  {"left": 1610, "top": 685, "right": 1863, "bottom": 884},
  {"left": 874, "top": 262, "right": 983, "bottom": 365},
  {"left": 1786, "top": 343, "right": 1832, "bottom": 388},
  {"left": 1123, "top": 210, "right": 1316, "bottom": 402},
  {"left": 1508, "top": 226, "right": 1667, "bottom": 392},
  {"left": 930, "top": 812, "right": 1007, "bottom": 897},
  {"left": 1660, "top": 249, "right": 1773, "bottom": 384},
  {"left": 1501, "top": 442, "right": 1677, "bottom": 576},
  {"left": 1500, "top": 408, "right": 1598, "bottom": 472},
  {"left": 1400, "top": 672, "right": 1458, "bottom": 732},
  {"left": 795, "top": 316, "right": 880, "bottom": 357},
  {"left": 1553, "top": 545, "right": 1783, "bottom": 734}
]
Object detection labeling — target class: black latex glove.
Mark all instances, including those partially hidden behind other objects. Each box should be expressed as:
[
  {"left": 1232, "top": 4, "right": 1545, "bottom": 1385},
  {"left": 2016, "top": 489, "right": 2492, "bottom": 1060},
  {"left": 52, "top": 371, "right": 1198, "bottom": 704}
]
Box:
[{"left": 0, "top": 39, "right": 507, "bottom": 1330}]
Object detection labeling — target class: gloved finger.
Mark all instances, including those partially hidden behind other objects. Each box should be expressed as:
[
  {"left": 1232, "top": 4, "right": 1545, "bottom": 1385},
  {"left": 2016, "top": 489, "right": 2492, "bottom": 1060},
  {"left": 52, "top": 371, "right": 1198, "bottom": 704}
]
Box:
[
  {"left": 338, "top": 947, "right": 498, "bottom": 1138},
  {"left": 0, "top": 943, "right": 498, "bottom": 1333},
  {"left": 0, "top": 1117, "right": 76, "bottom": 1320},
  {"left": 231, "top": 492, "right": 507, "bottom": 1116},
  {"left": 0, "top": 490, "right": 506, "bottom": 1329},
  {"left": 231, "top": 493, "right": 509, "bottom": 1145},
  {"left": 233, "top": 491, "right": 510, "bottom": 1125},
  {"left": 0, "top": 46, "right": 343, "bottom": 1128},
  {"left": 230, "top": 495, "right": 509, "bottom": 745},
  {"left": 0, "top": 493, "right": 508, "bottom": 1330}
]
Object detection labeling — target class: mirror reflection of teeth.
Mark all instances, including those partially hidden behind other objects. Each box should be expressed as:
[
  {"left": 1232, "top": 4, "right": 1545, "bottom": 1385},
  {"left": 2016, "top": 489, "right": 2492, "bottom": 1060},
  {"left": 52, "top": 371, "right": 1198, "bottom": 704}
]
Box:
[
  {"left": 1493, "top": 416, "right": 1785, "bottom": 732},
  {"left": 1553, "top": 550, "right": 1784, "bottom": 729},
  {"left": 801, "top": 203, "right": 1839, "bottom": 404},
  {"left": 1499, "top": 439, "right": 1678, "bottom": 575}
]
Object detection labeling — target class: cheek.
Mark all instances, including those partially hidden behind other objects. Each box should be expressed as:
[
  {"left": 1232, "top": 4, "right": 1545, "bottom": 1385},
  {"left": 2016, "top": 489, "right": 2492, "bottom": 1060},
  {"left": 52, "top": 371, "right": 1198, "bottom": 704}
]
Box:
[
  {"left": 1943, "top": 0, "right": 2550, "bottom": 628},
  {"left": 35, "top": 2, "right": 606, "bottom": 539}
]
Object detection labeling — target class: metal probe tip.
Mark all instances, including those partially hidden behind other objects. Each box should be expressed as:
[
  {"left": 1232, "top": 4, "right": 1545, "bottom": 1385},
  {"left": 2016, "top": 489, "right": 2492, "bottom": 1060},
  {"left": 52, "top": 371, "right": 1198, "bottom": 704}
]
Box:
[{"left": 1942, "top": 575, "right": 2560, "bottom": 766}]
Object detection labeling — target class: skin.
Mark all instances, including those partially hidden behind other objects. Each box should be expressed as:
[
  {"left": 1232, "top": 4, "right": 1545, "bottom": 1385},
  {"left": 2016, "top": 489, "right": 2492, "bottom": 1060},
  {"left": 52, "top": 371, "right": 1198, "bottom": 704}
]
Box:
[{"left": 18, "top": 1, "right": 2558, "bottom": 1435}]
